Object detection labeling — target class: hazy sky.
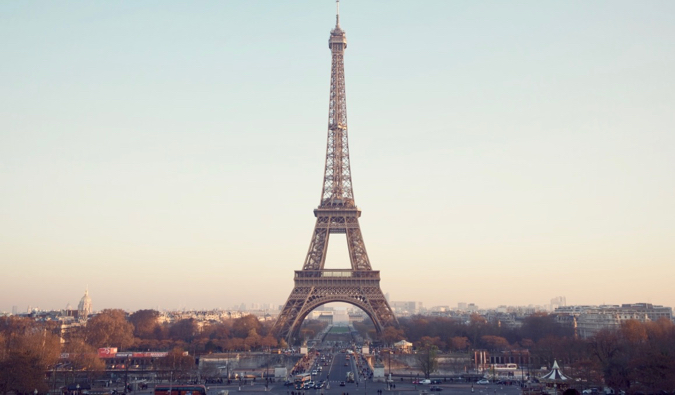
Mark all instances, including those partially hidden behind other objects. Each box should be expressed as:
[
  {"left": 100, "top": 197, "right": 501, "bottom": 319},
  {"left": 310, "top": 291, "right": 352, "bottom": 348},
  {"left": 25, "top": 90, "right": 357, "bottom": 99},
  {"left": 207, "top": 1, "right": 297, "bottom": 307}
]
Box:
[{"left": 2, "top": 1, "right": 674, "bottom": 313}]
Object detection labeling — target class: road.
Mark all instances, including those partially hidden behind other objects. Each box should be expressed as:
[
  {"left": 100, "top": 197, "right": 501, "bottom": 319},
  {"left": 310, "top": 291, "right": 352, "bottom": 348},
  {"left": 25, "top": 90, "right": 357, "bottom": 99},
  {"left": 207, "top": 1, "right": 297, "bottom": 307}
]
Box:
[{"left": 202, "top": 329, "right": 523, "bottom": 395}]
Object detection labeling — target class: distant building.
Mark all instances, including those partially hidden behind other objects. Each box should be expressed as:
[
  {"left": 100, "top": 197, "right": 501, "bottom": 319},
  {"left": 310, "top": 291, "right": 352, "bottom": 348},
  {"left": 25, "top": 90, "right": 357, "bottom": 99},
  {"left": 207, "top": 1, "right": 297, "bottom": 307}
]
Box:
[
  {"left": 621, "top": 303, "right": 672, "bottom": 322},
  {"left": 577, "top": 308, "right": 647, "bottom": 338},
  {"left": 390, "top": 301, "right": 422, "bottom": 315},
  {"left": 550, "top": 296, "right": 566, "bottom": 311},
  {"left": 77, "top": 289, "right": 92, "bottom": 321},
  {"left": 555, "top": 303, "right": 673, "bottom": 339}
]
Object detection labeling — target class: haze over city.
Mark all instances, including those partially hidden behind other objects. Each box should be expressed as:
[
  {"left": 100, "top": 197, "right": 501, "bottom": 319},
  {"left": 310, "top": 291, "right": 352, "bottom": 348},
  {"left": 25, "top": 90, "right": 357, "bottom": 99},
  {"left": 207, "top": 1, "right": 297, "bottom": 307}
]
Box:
[{"left": 1, "top": 1, "right": 674, "bottom": 313}]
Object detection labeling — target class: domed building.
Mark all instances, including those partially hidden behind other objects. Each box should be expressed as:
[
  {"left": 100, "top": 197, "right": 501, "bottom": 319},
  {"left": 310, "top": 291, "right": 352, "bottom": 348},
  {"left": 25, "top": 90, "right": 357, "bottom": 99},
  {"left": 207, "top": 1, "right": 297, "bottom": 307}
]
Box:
[{"left": 77, "top": 288, "right": 92, "bottom": 320}]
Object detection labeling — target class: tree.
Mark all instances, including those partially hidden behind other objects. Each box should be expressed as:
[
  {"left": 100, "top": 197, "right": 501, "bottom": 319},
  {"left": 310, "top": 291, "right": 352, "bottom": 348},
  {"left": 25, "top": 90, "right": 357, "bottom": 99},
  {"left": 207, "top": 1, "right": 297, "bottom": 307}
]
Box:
[
  {"left": 129, "top": 310, "right": 160, "bottom": 339},
  {"left": 65, "top": 338, "right": 105, "bottom": 381},
  {"left": 381, "top": 326, "right": 404, "bottom": 346},
  {"left": 416, "top": 343, "right": 439, "bottom": 379},
  {"left": 0, "top": 351, "right": 48, "bottom": 394},
  {"left": 260, "top": 335, "right": 278, "bottom": 350},
  {"left": 245, "top": 329, "right": 262, "bottom": 350},
  {"left": 481, "top": 335, "right": 509, "bottom": 351},
  {"left": 157, "top": 347, "right": 195, "bottom": 381},
  {"left": 169, "top": 319, "right": 198, "bottom": 343},
  {"left": 450, "top": 336, "right": 469, "bottom": 352},
  {"left": 231, "top": 315, "right": 262, "bottom": 339},
  {"left": 0, "top": 318, "right": 61, "bottom": 394},
  {"left": 520, "top": 313, "right": 572, "bottom": 342},
  {"left": 86, "top": 309, "right": 134, "bottom": 349}
]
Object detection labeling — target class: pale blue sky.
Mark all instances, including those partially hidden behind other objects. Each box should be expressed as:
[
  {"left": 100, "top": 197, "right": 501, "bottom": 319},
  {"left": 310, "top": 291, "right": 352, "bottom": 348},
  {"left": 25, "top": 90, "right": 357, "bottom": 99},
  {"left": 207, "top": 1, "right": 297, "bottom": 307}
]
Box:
[{"left": 1, "top": 1, "right": 674, "bottom": 313}]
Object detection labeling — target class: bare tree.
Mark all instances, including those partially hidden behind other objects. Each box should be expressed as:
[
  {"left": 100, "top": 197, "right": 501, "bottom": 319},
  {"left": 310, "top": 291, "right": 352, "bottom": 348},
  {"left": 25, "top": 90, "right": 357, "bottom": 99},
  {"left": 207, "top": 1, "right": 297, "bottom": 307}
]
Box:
[{"left": 416, "top": 343, "right": 439, "bottom": 379}]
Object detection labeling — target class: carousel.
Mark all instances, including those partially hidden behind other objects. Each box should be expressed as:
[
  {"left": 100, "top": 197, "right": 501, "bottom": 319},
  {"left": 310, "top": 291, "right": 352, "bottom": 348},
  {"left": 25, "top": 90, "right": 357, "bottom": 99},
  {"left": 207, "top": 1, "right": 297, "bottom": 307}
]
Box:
[{"left": 539, "top": 360, "right": 574, "bottom": 395}]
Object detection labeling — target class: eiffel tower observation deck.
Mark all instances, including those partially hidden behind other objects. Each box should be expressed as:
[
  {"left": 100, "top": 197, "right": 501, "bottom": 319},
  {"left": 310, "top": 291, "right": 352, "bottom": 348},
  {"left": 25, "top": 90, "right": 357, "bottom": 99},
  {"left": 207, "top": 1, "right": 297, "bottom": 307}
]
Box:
[{"left": 273, "top": 1, "right": 398, "bottom": 344}]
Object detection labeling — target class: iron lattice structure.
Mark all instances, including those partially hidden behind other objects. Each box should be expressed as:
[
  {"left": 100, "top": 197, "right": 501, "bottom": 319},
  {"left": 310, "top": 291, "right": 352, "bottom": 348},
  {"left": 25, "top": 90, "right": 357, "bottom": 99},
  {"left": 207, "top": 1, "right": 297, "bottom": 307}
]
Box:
[{"left": 274, "top": 4, "right": 398, "bottom": 344}]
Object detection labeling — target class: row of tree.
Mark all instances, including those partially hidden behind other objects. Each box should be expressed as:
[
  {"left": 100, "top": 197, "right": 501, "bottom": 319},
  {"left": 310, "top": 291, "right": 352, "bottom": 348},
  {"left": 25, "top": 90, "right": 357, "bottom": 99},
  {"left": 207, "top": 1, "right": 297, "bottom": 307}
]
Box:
[
  {"left": 2, "top": 310, "right": 674, "bottom": 393},
  {"left": 0, "top": 311, "right": 325, "bottom": 394},
  {"left": 363, "top": 314, "right": 675, "bottom": 393}
]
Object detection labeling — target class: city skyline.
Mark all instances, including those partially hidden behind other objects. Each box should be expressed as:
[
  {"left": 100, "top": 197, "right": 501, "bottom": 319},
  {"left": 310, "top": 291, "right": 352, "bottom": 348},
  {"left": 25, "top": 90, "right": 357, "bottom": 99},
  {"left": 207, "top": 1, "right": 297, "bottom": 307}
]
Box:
[{"left": 1, "top": 1, "right": 674, "bottom": 312}]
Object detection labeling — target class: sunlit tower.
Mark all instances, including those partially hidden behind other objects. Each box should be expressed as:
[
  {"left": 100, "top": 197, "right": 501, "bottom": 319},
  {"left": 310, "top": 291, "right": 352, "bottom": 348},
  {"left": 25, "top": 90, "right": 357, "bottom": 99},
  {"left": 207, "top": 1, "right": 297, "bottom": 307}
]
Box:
[{"left": 273, "top": 1, "right": 398, "bottom": 344}]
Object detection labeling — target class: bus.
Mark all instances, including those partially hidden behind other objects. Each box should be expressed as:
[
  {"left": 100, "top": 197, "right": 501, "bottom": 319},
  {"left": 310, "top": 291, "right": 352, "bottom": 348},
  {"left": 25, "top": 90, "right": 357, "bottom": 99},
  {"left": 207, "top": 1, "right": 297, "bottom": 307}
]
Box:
[
  {"left": 154, "top": 385, "right": 207, "bottom": 395},
  {"left": 491, "top": 363, "right": 518, "bottom": 372},
  {"left": 294, "top": 373, "right": 311, "bottom": 384}
]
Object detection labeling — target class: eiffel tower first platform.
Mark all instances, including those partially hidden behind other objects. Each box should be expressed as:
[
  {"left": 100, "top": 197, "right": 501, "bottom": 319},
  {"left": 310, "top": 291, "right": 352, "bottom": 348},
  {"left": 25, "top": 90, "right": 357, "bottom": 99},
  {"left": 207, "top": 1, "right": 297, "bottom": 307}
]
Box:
[{"left": 273, "top": 2, "right": 398, "bottom": 344}]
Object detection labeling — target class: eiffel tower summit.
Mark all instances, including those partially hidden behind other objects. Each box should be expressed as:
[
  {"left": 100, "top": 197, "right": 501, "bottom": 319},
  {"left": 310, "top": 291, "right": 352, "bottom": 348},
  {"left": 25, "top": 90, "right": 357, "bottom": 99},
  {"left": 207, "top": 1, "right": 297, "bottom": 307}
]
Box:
[{"left": 273, "top": 1, "right": 398, "bottom": 344}]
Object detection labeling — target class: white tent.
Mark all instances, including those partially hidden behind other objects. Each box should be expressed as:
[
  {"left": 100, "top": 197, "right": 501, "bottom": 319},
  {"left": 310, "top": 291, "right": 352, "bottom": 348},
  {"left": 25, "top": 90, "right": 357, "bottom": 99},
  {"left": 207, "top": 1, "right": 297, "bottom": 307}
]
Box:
[{"left": 540, "top": 360, "right": 572, "bottom": 383}]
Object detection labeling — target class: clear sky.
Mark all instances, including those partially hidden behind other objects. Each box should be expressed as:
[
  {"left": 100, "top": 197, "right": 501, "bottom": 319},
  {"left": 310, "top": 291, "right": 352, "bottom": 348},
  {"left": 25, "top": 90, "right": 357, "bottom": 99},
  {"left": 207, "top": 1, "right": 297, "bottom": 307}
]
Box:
[{"left": 1, "top": 1, "right": 674, "bottom": 313}]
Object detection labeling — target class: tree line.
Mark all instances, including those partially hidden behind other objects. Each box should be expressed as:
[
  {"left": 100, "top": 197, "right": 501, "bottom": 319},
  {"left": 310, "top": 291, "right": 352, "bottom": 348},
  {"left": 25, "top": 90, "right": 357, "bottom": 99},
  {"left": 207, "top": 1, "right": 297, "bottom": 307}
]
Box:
[
  {"left": 0, "top": 310, "right": 327, "bottom": 394},
  {"left": 365, "top": 313, "right": 675, "bottom": 393}
]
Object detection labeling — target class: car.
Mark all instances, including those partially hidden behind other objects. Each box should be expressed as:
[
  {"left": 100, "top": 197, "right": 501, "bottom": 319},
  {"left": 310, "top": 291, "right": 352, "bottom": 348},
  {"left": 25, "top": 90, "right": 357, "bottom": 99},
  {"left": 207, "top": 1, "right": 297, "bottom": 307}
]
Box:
[
  {"left": 344, "top": 362, "right": 348, "bottom": 366},
  {"left": 477, "top": 379, "right": 490, "bottom": 385},
  {"left": 431, "top": 380, "right": 442, "bottom": 384},
  {"left": 430, "top": 386, "right": 442, "bottom": 391},
  {"left": 420, "top": 379, "right": 431, "bottom": 385},
  {"left": 283, "top": 381, "right": 294, "bottom": 386},
  {"left": 339, "top": 382, "right": 346, "bottom": 387}
]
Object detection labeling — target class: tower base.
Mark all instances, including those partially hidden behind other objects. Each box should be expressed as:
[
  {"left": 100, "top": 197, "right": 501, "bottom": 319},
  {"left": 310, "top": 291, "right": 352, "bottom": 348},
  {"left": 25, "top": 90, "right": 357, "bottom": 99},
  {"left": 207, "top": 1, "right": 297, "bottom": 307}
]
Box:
[{"left": 274, "top": 270, "right": 397, "bottom": 344}]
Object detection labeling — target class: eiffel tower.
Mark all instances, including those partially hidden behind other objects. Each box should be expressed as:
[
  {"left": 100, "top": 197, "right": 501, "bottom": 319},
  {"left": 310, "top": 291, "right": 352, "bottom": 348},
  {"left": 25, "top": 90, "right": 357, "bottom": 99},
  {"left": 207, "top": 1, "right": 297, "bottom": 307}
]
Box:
[{"left": 273, "top": 1, "right": 398, "bottom": 344}]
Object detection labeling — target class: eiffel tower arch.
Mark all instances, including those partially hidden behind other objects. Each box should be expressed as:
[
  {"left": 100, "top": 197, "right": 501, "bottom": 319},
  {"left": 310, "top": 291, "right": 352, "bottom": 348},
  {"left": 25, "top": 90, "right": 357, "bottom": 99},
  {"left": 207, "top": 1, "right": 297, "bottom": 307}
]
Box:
[{"left": 273, "top": 2, "right": 398, "bottom": 344}]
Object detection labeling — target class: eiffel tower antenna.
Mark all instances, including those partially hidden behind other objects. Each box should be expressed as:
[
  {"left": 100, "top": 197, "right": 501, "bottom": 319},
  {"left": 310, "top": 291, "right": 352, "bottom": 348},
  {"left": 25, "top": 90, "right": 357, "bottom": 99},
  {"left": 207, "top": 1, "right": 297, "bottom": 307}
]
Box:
[
  {"left": 336, "top": 0, "right": 340, "bottom": 27},
  {"left": 273, "top": 3, "right": 398, "bottom": 344}
]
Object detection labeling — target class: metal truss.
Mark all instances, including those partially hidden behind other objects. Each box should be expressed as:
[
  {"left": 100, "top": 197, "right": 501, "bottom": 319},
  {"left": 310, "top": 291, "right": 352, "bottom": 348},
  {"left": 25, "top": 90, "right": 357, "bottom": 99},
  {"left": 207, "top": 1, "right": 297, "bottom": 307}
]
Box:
[{"left": 274, "top": 5, "right": 398, "bottom": 344}]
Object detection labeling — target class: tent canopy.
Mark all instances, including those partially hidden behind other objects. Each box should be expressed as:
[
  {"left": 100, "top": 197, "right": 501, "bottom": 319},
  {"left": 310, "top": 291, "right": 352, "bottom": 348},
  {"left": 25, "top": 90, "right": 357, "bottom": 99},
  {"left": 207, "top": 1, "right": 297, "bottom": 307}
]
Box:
[{"left": 540, "top": 360, "right": 572, "bottom": 382}]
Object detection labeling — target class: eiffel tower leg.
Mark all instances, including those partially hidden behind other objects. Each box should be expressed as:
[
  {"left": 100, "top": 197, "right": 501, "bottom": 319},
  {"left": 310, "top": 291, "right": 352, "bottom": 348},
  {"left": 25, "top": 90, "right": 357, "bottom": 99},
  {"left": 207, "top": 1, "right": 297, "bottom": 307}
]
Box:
[
  {"left": 346, "top": 224, "right": 371, "bottom": 271},
  {"left": 303, "top": 218, "right": 330, "bottom": 271}
]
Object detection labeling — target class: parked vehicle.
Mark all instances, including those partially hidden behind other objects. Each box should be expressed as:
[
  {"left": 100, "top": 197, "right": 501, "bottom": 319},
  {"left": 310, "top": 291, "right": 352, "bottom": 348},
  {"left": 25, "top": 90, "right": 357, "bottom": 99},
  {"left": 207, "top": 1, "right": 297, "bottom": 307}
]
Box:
[{"left": 477, "top": 379, "right": 490, "bottom": 385}]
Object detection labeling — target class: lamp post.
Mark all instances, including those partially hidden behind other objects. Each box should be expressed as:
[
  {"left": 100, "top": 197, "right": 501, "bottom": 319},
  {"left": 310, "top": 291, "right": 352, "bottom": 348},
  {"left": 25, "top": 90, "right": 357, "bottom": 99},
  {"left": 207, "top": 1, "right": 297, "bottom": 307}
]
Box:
[{"left": 124, "top": 357, "right": 130, "bottom": 394}]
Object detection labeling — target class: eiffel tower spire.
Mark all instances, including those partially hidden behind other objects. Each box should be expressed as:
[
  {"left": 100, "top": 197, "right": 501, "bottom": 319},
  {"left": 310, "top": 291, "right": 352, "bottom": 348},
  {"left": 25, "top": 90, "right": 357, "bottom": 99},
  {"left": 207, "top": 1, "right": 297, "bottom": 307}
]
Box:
[
  {"left": 322, "top": 0, "right": 351, "bottom": 209},
  {"left": 273, "top": 2, "right": 398, "bottom": 344},
  {"left": 300, "top": 2, "right": 372, "bottom": 272}
]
